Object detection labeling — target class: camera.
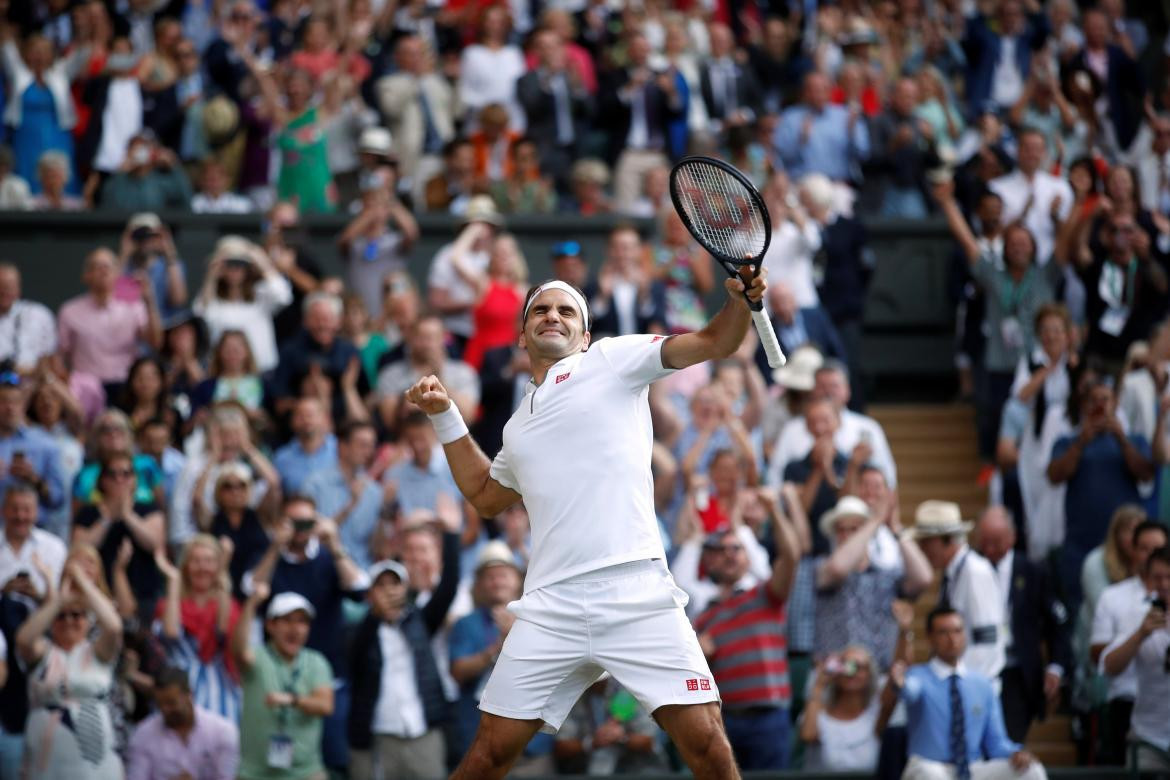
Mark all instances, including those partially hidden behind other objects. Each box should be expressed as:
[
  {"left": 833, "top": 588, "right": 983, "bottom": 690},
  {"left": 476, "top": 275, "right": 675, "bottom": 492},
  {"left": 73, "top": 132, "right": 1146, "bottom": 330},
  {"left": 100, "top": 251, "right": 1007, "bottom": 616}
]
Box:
[{"left": 1153, "top": 597, "right": 1168, "bottom": 611}]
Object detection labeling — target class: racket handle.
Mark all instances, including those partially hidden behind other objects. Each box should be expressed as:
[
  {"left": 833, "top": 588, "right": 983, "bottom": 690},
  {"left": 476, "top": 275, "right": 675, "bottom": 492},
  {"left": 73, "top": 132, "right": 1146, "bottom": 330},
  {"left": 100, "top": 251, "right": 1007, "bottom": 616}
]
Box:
[{"left": 751, "top": 309, "right": 787, "bottom": 368}]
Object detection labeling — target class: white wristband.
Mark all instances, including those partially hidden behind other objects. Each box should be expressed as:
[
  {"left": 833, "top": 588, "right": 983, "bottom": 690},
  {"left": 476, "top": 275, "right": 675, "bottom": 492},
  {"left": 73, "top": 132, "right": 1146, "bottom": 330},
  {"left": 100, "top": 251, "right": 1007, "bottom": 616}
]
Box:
[{"left": 428, "top": 404, "right": 469, "bottom": 444}]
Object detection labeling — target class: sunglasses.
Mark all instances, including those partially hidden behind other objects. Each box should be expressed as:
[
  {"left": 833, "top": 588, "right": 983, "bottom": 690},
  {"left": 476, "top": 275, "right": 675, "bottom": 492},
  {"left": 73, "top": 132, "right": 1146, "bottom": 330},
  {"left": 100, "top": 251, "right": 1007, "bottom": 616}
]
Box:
[
  {"left": 220, "top": 481, "right": 248, "bottom": 490},
  {"left": 0, "top": 371, "right": 20, "bottom": 387},
  {"left": 103, "top": 468, "right": 134, "bottom": 479},
  {"left": 707, "top": 544, "right": 744, "bottom": 555},
  {"left": 56, "top": 610, "right": 87, "bottom": 622}
]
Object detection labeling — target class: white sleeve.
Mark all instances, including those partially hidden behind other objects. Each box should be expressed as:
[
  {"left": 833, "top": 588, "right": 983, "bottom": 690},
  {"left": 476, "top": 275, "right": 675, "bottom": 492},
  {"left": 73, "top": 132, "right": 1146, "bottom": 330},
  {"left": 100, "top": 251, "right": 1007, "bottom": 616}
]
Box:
[
  {"left": 596, "top": 335, "right": 676, "bottom": 390},
  {"left": 737, "top": 524, "right": 771, "bottom": 580},
  {"left": 1090, "top": 591, "right": 1119, "bottom": 647},
  {"left": 489, "top": 447, "right": 520, "bottom": 492},
  {"left": 862, "top": 419, "right": 897, "bottom": 488},
  {"left": 255, "top": 274, "right": 294, "bottom": 312}
]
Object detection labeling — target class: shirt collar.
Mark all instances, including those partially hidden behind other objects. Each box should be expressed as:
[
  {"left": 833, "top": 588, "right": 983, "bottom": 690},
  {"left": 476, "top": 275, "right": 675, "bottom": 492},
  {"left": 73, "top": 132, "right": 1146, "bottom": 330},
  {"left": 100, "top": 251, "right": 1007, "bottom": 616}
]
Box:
[
  {"left": 944, "top": 543, "right": 970, "bottom": 578},
  {"left": 929, "top": 657, "right": 967, "bottom": 679},
  {"left": 526, "top": 350, "right": 586, "bottom": 392},
  {"left": 281, "top": 536, "right": 320, "bottom": 563}
]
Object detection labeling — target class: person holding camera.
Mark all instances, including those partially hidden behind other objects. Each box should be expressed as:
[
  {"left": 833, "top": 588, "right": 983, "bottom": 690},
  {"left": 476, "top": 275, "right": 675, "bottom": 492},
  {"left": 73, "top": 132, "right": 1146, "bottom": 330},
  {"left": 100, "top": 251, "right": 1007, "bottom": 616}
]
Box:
[
  {"left": 115, "top": 212, "right": 188, "bottom": 324},
  {"left": 1102, "top": 546, "right": 1170, "bottom": 769},
  {"left": 100, "top": 130, "right": 193, "bottom": 211},
  {"left": 799, "top": 645, "right": 883, "bottom": 772},
  {"left": 243, "top": 495, "right": 369, "bottom": 772},
  {"left": 194, "top": 235, "right": 294, "bottom": 374},
  {"left": 0, "top": 484, "right": 65, "bottom": 606}
]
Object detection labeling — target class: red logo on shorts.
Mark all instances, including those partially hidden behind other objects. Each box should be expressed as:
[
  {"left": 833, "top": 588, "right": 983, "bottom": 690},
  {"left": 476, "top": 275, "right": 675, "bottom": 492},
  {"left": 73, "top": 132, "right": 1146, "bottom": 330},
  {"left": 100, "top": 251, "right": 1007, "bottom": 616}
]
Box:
[
  {"left": 700, "top": 679, "right": 711, "bottom": 691},
  {"left": 686, "top": 679, "right": 699, "bottom": 691},
  {"left": 555, "top": 372, "right": 571, "bottom": 384}
]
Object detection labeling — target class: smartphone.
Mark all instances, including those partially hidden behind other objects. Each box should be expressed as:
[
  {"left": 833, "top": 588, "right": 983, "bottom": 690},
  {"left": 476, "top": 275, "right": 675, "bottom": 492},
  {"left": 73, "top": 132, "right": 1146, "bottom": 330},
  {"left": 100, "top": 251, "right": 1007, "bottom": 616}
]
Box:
[{"left": 1153, "top": 597, "right": 1168, "bottom": 611}]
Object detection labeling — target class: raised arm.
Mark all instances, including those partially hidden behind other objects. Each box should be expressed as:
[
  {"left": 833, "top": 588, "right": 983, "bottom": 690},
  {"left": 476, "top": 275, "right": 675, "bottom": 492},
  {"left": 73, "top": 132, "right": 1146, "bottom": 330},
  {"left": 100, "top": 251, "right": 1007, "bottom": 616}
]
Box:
[
  {"left": 155, "top": 549, "right": 182, "bottom": 640},
  {"left": 406, "top": 376, "right": 521, "bottom": 517},
  {"left": 661, "top": 273, "right": 766, "bottom": 371},
  {"left": 933, "top": 180, "right": 981, "bottom": 263},
  {"left": 816, "top": 515, "right": 881, "bottom": 588},
  {"left": 70, "top": 563, "right": 123, "bottom": 663},
  {"left": 767, "top": 493, "right": 801, "bottom": 603},
  {"left": 232, "top": 581, "right": 269, "bottom": 672}
]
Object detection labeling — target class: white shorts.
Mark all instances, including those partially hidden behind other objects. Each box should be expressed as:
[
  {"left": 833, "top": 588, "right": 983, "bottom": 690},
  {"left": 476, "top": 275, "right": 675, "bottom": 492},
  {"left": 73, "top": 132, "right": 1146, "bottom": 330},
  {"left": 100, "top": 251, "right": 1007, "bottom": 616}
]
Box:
[{"left": 479, "top": 558, "right": 719, "bottom": 732}]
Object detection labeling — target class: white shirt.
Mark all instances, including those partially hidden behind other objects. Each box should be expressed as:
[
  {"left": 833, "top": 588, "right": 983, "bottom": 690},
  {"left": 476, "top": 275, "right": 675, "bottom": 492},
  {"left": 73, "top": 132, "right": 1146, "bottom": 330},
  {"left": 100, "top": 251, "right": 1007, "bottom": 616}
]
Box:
[
  {"left": 989, "top": 169, "right": 1074, "bottom": 265},
  {"left": 490, "top": 335, "right": 673, "bottom": 592},
  {"left": 803, "top": 697, "right": 881, "bottom": 772},
  {"left": 762, "top": 219, "right": 822, "bottom": 309},
  {"left": 457, "top": 45, "right": 527, "bottom": 132},
  {"left": 669, "top": 525, "right": 769, "bottom": 618},
  {"left": 372, "top": 622, "right": 428, "bottom": 738},
  {"left": 1092, "top": 576, "right": 1150, "bottom": 700},
  {"left": 1119, "top": 365, "right": 1169, "bottom": 444},
  {"left": 0, "top": 528, "right": 66, "bottom": 600},
  {"left": 427, "top": 244, "right": 489, "bottom": 339},
  {"left": 0, "top": 299, "right": 57, "bottom": 371},
  {"left": 191, "top": 192, "right": 255, "bottom": 214},
  {"left": 193, "top": 275, "right": 293, "bottom": 372},
  {"left": 1132, "top": 628, "right": 1170, "bottom": 750},
  {"left": 990, "top": 36, "right": 1024, "bottom": 109},
  {"left": 942, "top": 545, "right": 1007, "bottom": 682},
  {"left": 766, "top": 409, "right": 898, "bottom": 488},
  {"left": 93, "top": 77, "right": 144, "bottom": 173}
]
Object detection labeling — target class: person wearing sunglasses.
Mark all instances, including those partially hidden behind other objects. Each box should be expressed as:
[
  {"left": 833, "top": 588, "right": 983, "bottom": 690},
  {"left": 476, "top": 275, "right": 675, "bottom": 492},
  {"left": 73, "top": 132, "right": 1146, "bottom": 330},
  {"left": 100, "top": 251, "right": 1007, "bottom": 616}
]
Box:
[
  {"left": 0, "top": 370, "right": 66, "bottom": 528},
  {"left": 14, "top": 558, "right": 124, "bottom": 779}
]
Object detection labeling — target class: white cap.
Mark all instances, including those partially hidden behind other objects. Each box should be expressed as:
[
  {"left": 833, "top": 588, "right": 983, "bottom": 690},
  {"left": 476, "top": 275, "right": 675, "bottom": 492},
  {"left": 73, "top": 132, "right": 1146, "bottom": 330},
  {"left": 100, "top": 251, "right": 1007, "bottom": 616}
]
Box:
[
  {"left": 772, "top": 345, "right": 824, "bottom": 390},
  {"left": 266, "top": 592, "right": 316, "bottom": 620},
  {"left": 359, "top": 126, "right": 395, "bottom": 157},
  {"left": 475, "top": 540, "right": 519, "bottom": 574},
  {"left": 819, "top": 495, "right": 871, "bottom": 538},
  {"left": 369, "top": 559, "right": 409, "bottom": 586}
]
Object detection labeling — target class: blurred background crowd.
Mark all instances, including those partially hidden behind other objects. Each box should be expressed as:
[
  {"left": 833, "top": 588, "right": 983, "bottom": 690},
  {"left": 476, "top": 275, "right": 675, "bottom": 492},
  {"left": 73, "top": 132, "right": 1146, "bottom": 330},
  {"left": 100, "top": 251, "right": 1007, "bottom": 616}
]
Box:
[{"left": 2, "top": 0, "right": 1170, "bottom": 777}]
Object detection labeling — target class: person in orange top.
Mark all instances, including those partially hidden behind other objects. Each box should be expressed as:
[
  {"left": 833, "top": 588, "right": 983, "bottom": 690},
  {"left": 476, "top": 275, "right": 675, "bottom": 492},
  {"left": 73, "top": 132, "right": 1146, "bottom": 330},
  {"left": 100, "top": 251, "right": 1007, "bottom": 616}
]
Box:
[{"left": 468, "top": 103, "right": 521, "bottom": 183}]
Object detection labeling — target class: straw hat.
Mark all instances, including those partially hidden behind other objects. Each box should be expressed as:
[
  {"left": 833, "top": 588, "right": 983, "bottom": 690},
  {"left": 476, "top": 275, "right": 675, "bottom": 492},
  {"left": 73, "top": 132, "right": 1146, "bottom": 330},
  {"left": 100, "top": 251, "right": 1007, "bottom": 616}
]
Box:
[
  {"left": 773, "top": 345, "right": 824, "bottom": 391},
  {"left": 911, "top": 500, "right": 973, "bottom": 538}
]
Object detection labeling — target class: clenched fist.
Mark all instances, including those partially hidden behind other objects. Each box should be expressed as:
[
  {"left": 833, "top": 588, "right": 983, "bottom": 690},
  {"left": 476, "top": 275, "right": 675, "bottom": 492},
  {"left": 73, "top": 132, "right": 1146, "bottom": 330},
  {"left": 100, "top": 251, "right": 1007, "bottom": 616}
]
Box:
[{"left": 406, "top": 375, "right": 453, "bottom": 415}]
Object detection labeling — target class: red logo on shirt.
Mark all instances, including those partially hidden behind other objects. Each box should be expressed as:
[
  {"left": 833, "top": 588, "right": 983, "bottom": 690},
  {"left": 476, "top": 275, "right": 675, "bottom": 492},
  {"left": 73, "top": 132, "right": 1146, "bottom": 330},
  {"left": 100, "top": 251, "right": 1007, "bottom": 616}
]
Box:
[
  {"left": 555, "top": 372, "right": 571, "bottom": 384},
  {"left": 700, "top": 679, "right": 711, "bottom": 691},
  {"left": 686, "top": 679, "right": 699, "bottom": 691},
  {"left": 650, "top": 336, "right": 664, "bottom": 343}
]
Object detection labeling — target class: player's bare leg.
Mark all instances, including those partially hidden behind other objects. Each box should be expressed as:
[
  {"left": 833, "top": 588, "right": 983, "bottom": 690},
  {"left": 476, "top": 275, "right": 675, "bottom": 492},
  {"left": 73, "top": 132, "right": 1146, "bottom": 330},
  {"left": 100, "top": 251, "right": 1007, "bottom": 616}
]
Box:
[
  {"left": 448, "top": 713, "right": 544, "bottom": 780},
  {"left": 654, "top": 702, "right": 742, "bottom": 780}
]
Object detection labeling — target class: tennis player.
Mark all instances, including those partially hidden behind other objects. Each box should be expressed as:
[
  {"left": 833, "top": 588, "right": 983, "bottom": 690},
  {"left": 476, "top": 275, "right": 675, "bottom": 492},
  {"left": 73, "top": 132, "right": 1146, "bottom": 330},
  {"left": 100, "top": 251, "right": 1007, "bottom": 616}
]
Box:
[{"left": 406, "top": 270, "right": 767, "bottom": 780}]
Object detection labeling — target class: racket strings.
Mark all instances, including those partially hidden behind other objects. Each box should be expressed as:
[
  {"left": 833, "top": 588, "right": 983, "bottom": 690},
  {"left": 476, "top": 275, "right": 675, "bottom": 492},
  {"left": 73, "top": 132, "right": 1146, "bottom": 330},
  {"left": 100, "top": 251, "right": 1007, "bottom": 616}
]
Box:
[{"left": 674, "top": 162, "right": 768, "bottom": 263}]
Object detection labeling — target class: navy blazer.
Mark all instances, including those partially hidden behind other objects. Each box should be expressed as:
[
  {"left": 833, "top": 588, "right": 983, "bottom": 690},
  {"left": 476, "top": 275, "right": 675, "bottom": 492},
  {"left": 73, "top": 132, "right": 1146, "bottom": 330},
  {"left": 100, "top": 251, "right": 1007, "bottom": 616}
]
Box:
[
  {"left": 758, "top": 306, "right": 847, "bottom": 383},
  {"left": 962, "top": 12, "right": 1049, "bottom": 115},
  {"left": 1004, "top": 552, "right": 1071, "bottom": 717},
  {"left": 1062, "top": 46, "right": 1145, "bottom": 152},
  {"left": 588, "top": 280, "right": 669, "bottom": 338}
]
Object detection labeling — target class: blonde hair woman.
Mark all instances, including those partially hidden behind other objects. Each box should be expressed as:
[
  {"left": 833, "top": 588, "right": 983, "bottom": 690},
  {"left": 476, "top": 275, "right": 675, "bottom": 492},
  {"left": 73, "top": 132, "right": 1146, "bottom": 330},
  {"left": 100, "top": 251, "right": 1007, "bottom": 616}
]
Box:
[{"left": 154, "top": 536, "right": 242, "bottom": 721}]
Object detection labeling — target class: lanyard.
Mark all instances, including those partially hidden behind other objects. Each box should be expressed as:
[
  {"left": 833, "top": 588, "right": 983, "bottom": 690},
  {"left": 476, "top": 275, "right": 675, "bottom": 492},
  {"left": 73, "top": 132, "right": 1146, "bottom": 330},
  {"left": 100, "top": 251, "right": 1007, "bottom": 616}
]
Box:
[
  {"left": 264, "top": 644, "right": 303, "bottom": 730},
  {"left": 998, "top": 267, "right": 1034, "bottom": 316},
  {"left": 1104, "top": 258, "right": 1137, "bottom": 309}
]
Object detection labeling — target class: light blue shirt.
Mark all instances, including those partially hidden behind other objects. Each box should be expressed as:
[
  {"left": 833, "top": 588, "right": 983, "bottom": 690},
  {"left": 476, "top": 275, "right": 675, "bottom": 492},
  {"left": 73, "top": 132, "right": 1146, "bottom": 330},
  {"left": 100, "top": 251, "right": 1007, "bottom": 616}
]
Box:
[
  {"left": 273, "top": 435, "right": 337, "bottom": 495},
  {"left": 774, "top": 104, "right": 870, "bottom": 182},
  {"left": 901, "top": 659, "right": 1019, "bottom": 764},
  {"left": 384, "top": 456, "right": 459, "bottom": 515},
  {"left": 0, "top": 426, "right": 65, "bottom": 523},
  {"left": 302, "top": 463, "right": 381, "bottom": 570}
]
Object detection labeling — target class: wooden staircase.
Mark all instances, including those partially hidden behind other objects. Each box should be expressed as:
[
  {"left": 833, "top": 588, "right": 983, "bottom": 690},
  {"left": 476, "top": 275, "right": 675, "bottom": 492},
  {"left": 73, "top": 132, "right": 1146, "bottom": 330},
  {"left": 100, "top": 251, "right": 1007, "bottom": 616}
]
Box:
[{"left": 868, "top": 403, "right": 1076, "bottom": 767}]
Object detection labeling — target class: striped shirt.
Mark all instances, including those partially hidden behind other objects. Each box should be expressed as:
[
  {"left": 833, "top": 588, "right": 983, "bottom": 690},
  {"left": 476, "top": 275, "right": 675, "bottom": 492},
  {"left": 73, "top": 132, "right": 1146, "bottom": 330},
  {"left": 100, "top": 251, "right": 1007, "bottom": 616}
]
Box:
[{"left": 693, "top": 582, "right": 791, "bottom": 708}]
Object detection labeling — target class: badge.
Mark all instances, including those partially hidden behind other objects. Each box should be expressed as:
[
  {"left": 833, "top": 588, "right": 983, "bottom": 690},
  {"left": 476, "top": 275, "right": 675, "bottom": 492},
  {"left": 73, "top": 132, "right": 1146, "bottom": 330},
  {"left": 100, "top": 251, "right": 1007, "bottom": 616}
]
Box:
[
  {"left": 267, "top": 735, "right": 294, "bottom": 769},
  {"left": 1098, "top": 306, "right": 1129, "bottom": 337},
  {"left": 1000, "top": 316, "right": 1024, "bottom": 350}
]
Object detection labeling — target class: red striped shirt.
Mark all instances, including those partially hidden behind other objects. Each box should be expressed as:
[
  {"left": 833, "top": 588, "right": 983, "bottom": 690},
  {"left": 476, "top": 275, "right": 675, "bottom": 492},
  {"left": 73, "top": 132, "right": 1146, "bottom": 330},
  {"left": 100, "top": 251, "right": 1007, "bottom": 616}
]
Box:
[{"left": 694, "top": 583, "right": 790, "bottom": 707}]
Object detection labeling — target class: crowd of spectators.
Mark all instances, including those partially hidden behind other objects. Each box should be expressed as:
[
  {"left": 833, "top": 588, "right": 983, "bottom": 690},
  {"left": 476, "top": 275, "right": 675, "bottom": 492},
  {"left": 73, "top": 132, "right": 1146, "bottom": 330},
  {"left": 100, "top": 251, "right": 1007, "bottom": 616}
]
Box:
[{"left": 2, "top": 0, "right": 1170, "bottom": 778}]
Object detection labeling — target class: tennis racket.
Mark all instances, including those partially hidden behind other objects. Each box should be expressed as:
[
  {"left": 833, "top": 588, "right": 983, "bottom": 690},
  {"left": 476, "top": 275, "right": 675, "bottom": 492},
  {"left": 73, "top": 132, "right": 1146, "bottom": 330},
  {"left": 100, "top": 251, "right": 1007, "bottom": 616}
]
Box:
[{"left": 669, "top": 155, "right": 786, "bottom": 368}]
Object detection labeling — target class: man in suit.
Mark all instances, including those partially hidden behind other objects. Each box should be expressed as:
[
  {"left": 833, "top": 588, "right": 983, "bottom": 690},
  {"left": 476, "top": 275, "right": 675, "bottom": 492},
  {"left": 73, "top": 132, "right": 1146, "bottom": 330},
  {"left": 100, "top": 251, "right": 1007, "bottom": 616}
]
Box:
[
  {"left": 588, "top": 225, "right": 666, "bottom": 338},
  {"left": 1063, "top": 8, "right": 1146, "bottom": 156},
  {"left": 962, "top": 0, "right": 1049, "bottom": 116},
  {"left": 598, "top": 31, "right": 687, "bottom": 212},
  {"left": 698, "top": 22, "right": 761, "bottom": 137},
  {"left": 757, "top": 281, "right": 844, "bottom": 384},
  {"left": 973, "top": 507, "right": 1070, "bottom": 743},
  {"left": 517, "top": 28, "right": 593, "bottom": 196},
  {"left": 375, "top": 35, "right": 456, "bottom": 203},
  {"left": 884, "top": 607, "right": 1046, "bottom": 780}
]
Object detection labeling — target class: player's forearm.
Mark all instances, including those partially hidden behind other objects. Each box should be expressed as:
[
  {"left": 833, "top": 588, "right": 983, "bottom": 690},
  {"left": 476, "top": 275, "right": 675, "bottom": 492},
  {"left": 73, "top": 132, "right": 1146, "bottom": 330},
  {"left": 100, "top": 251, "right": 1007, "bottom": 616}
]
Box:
[{"left": 442, "top": 436, "right": 515, "bottom": 517}]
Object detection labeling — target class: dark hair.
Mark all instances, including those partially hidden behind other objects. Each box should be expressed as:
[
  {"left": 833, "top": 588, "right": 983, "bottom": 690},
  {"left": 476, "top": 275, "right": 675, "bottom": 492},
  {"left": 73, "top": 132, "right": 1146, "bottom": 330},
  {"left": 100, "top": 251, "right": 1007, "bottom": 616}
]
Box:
[
  {"left": 400, "top": 410, "right": 430, "bottom": 430},
  {"left": 1066, "top": 359, "right": 1110, "bottom": 426},
  {"left": 858, "top": 464, "right": 887, "bottom": 483},
  {"left": 1067, "top": 156, "right": 1100, "bottom": 194},
  {"left": 2, "top": 483, "right": 39, "bottom": 504},
  {"left": 1134, "top": 521, "right": 1170, "bottom": 549},
  {"left": 154, "top": 667, "right": 192, "bottom": 693},
  {"left": 521, "top": 280, "right": 591, "bottom": 330},
  {"left": 926, "top": 606, "right": 961, "bottom": 633},
  {"left": 1145, "top": 545, "right": 1170, "bottom": 574},
  {"left": 339, "top": 420, "right": 376, "bottom": 442},
  {"left": 975, "top": 187, "right": 1003, "bottom": 207},
  {"left": 119, "top": 356, "right": 170, "bottom": 414},
  {"left": 283, "top": 493, "right": 316, "bottom": 510},
  {"left": 138, "top": 416, "right": 171, "bottom": 433}
]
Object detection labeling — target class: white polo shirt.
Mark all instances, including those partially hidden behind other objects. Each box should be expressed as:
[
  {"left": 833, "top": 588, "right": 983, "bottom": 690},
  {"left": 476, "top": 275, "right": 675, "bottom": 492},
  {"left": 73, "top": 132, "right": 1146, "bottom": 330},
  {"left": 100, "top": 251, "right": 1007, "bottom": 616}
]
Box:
[
  {"left": 489, "top": 335, "right": 672, "bottom": 593},
  {"left": 1092, "top": 576, "right": 1151, "bottom": 700}
]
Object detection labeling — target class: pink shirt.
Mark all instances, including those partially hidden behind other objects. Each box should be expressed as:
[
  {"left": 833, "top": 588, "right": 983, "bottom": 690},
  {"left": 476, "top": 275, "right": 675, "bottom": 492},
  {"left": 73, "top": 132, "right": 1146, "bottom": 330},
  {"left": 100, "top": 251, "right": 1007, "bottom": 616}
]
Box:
[
  {"left": 127, "top": 708, "right": 239, "bottom": 780},
  {"left": 57, "top": 293, "right": 147, "bottom": 383}
]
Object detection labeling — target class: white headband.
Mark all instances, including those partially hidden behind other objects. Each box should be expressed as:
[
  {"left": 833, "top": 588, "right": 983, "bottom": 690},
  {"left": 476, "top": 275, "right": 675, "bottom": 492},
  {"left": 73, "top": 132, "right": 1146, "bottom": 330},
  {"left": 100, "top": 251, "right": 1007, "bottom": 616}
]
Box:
[{"left": 523, "top": 281, "right": 590, "bottom": 330}]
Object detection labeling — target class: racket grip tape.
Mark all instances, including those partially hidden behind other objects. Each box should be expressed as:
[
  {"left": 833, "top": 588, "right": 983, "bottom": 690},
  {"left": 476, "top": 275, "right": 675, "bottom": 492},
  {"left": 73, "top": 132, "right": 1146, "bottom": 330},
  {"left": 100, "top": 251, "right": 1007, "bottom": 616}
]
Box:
[{"left": 751, "top": 309, "right": 787, "bottom": 368}]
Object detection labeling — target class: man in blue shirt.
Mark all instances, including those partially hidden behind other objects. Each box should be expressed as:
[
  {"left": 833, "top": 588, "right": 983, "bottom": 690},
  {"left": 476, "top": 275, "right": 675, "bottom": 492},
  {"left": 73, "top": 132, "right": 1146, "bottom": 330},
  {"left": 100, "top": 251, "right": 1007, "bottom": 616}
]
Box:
[
  {"left": 773, "top": 71, "right": 869, "bottom": 184},
  {"left": 0, "top": 374, "right": 64, "bottom": 530},
  {"left": 273, "top": 396, "right": 338, "bottom": 494},
  {"left": 885, "top": 607, "right": 1046, "bottom": 780},
  {"left": 302, "top": 420, "right": 382, "bottom": 570}
]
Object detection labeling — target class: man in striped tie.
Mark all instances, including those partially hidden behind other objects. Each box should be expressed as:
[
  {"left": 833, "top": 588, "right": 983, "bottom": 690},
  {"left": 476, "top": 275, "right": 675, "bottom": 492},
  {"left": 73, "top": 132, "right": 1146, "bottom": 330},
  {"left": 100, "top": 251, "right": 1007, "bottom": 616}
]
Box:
[{"left": 885, "top": 607, "right": 1047, "bottom": 780}]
